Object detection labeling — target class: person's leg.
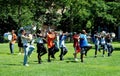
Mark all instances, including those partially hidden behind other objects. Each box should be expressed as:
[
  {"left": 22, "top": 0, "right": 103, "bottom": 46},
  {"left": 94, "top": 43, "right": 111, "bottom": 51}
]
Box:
[
  {"left": 28, "top": 45, "right": 35, "bottom": 57},
  {"left": 9, "top": 43, "right": 14, "bottom": 54},
  {"left": 48, "top": 48, "right": 51, "bottom": 62},
  {"left": 95, "top": 45, "right": 97, "bottom": 57},
  {"left": 40, "top": 48, "right": 47, "bottom": 56},
  {"left": 38, "top": 53, "right": 41, "bottom": 64},
  {"left": 110, "top": 44, "right": 114, "bottom": 54},
  {"left": 50, "top": 47, "right": 55, "bottom": 59},
  {"left": 63, "top": 47, "right": 68, "bottom": 56},
  {"left": 60, "top": 47, "right": 63, "bottom": 60},
  {"left": 73, "top": 47, "right": 77, "bottom": 59},
  {"left": 37, "top": 43, "right": 41, "bottom": 64},
  {"left": 85, "top": 45, "right": 92, "bottom": 56},
  {"left": 102, "top": 45, "right": 105, "bottom": 57},
  {"left": 107, "top": 44, "right": 111, "bottom": 56},
  {"left": 23, "top": 46, "right": 29, "bottom": 66},
  {"left": 40, "top": 45, "right": 47, "bottom": 56},
  {"left": 80, "top": 47, "right": 85, "bottom": 62}
]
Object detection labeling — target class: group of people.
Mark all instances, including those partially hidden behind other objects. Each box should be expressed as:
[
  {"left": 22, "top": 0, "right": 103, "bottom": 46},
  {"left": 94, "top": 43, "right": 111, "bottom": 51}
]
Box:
[
  {"left": 93, "top": 31, "right": 114, "bottom": 58},
  {"left": 8, "top": 28, "right": 114, "bottom": 66}
]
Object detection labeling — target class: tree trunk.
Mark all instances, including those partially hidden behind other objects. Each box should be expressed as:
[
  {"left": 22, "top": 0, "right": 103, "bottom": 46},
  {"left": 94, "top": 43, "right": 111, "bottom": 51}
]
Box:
[{"left": 18, "top": 0, "right": 22, "bottom": 28}]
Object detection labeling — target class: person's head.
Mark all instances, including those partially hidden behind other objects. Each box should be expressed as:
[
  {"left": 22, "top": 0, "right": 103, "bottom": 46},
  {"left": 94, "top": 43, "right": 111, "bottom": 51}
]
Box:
[
  {"left": 21, "top": 29, "right": 26, "bottom": 35},
  {"left": 48, "top": 29, "right": 54, "bottom": 34},
  {"left": 94, "top": 31, "right": 97, "bottom": 34},
  {"left": 37, "top": 29, "right": 41, "bottom": 33},
  {"left": 81, "top": 30, "right": 87, "bottom": 34},
  {"left": 11, "top": 30, "right": 15, "bottom": 34}
]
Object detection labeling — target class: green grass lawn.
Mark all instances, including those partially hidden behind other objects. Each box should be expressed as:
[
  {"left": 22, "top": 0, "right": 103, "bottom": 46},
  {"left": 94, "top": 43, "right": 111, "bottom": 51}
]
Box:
[{"left": 0, "top": 42, "right": 120, "bottom": 76}]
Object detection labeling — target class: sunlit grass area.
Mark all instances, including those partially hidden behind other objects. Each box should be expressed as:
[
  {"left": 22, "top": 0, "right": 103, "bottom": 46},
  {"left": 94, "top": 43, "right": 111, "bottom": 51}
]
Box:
[{"left": 0, "top": 42, "right": 120, "bottom": 76}]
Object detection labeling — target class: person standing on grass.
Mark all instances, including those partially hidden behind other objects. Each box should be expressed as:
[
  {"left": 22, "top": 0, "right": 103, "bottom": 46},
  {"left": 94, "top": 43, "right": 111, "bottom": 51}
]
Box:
[
  {"left": 9, "top": 30, "right": 17, "bottom": 54},
  {"left": 73, "top": 32, "right": 80, "bottom": 61},
  {"left": 100, "top": 35, "right": 107, "bottom": 57},
  {"left": 105, "top": 33, "right": 114, "bottom": 56},
  {"left": 47, "top": 29, "right": 56, "bottom": 62},
  {"left": 36, "top": 29, "right": 47, "bottom": 64},
  {"left": 79, "top": 30, "right": 92, "bottom": 62},
  {"left": 59, "top": 31, "right": 68, "bottom": 60},
  {"left": 94, "top": 31, "right": 101, "bottom": 57},
  {"left": 17, "top": 27, "right": 24, "bottom": 55},
  {"left": 21, "top": 30, "right": 35, "bottom": 66}
]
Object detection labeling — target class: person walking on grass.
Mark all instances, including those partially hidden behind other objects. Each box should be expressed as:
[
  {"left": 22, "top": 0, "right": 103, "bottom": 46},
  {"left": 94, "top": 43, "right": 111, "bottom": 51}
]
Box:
[
  {"left": 94, "top": 31, "right": 101, "bottom": 58},
  {"left": 47, "top": 29, "right": 56, "bottom": 62},
  {"left": 59, "top": 31, "right": 68, "bottom": 60},
  {"left": 73, "top": 32, "right": 80, "bottom": 61},
  {"left": 17, "top": 27, "right": 24, "bottom": 55},
  {"left": 105, "top": 33, "right": 114, "bottom": 56},
  {"left": 9, "top": 30, "right": 17, "bottom": 54},
  {"left": 79, "top": 30, "right": 92, "bottom": 62},
  {"left": 36, "top": 29, "right": 47, "bottom": 64},
  {"left": 21, "top": 30, "right": 35, "bottom": 66}
]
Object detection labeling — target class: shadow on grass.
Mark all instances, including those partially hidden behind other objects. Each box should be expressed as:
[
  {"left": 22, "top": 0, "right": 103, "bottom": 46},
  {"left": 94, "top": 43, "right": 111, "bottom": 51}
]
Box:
[
  {"left": 114, "top": 48, "right": 120, "bottom": 51},
  {"left": 3, "top": 63, "right": 21, "bottom": 66},
  {"left": 65, "top": 58, "right": 80, "bottom": 63}
]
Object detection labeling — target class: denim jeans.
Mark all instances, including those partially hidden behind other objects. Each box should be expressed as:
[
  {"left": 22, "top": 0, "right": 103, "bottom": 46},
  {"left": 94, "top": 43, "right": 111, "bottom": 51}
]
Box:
[
  {"left": 107, "top": 43, "right": 114, "bottom": 56},
  {"left": 23, "top": 45, "right": 35, "bottom": 65},
  {"left": 101, "top": 44, "right": 107, "bottom": 55},
  {"left": 95, "top": 44, "right": 100, "bottom": 56},
  {"left": 9, "top": 43, "right": 14, "bottom": 54}
]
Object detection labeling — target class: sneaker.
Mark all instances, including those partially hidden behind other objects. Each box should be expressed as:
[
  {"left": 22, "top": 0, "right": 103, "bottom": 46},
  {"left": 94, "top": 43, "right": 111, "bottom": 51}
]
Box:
[
  {"left": 74, "top": 58, "right": 78, "bottom": 61},
  {"left": 24, "top": 64, "right": 29, "bottom": 66}
]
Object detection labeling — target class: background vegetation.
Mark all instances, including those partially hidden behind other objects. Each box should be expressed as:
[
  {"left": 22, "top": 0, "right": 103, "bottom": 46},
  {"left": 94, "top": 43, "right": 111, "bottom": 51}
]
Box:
[{"left": 0, "top": 0, "right": 120, "bottom": 42}]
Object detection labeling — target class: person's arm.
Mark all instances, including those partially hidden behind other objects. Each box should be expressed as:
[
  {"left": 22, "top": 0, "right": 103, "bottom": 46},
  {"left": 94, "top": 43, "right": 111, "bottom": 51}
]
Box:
[{"left": 21, "top": 34, "right": 31, "bottom": 40}]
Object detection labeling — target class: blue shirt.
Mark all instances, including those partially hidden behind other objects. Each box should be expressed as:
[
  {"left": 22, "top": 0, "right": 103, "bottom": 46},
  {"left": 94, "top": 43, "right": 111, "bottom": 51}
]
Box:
[
  {"left": 80, "top": 34, "right": 89, "bottom": 47},
  {"left": 59, "top": 35, "right": 67, "bottom": 48}
]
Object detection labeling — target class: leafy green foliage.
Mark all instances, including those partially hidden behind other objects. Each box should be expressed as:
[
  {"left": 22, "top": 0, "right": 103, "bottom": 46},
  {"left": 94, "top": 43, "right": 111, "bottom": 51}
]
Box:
[{"left": 0, "top": 0, "right": 120, "bottom": 35}]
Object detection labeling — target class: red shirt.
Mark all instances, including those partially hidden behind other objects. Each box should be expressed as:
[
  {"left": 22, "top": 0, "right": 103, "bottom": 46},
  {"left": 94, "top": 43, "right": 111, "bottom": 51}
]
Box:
[
  {"left": 47, "top": 33, "right": 56, "bottom": 48},
  {"left": 73, "top": 34, "right": 80, "bottom": 53}
]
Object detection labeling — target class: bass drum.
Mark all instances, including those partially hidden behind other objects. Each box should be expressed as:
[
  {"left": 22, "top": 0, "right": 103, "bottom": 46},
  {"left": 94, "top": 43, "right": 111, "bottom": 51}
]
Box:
[{"left": 4, "top": 32, "right": 12, "bottom": 41}]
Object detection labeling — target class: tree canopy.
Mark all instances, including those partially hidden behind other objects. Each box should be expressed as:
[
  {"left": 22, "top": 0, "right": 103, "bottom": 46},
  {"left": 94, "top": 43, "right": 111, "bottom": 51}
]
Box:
[{"left": 0, "top": 0, "right": 120, "bottom": 34}]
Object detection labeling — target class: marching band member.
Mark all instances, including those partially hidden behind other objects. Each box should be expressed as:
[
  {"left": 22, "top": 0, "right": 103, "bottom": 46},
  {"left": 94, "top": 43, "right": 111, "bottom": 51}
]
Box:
[
  {"left": 94, "top": 31, "right": 101, "bottom": 57},
  {"left": 105, "top": 33, "right": 114, "bottom": 56},
  {"left": 36, "top": 29, "right": 47, "bottom": 64},
  {"left": 17, "top": 27, "right": 24, "bottom": 55},
  {"left": 59, "top": 31, "right": 68, "bottom": 60},
  {"left": 21, "top": 30, "right": 35, "bottom": 66},
  {"left": 9, "top": 30, "right": 17, "bottom": 54},
  {"left": 73, "top": 32, "right": 80, "bottom": 61},
  {"left": 79, "top": 30, "right": 92, "bottom": 62},
  {"left": 47, "top": 29, "right": 56, "bottom": 62}
]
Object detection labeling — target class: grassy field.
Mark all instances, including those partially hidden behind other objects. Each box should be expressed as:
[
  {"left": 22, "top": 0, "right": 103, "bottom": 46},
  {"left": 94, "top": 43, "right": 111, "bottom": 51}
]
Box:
[{"left": 0, "top": 42, "right": 120, "bottom": 76}]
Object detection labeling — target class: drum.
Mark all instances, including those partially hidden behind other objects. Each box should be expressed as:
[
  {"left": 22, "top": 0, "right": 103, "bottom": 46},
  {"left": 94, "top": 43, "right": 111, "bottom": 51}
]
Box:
[
  {"left": 110, "top": 33, "right": 116, "bottom": 38},
  {"left": 4, "top": 32, "right": 12, "bottom": 40}
]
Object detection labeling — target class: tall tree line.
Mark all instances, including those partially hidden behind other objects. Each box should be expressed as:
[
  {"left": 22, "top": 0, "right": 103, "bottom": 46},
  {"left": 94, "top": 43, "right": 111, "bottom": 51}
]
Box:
[{"left": 0, "top": 0, "right": 120, "bottom": 35}]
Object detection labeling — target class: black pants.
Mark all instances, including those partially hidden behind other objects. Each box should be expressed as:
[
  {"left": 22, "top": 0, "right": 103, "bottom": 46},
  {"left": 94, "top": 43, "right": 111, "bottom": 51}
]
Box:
[
  {"left": 60, "top": 47, "right": 68, "bottom": 60},
  {"left": 80, "top": 45, "right": 92, "bottom": 62},
  {"left": 37, "top": 43, "right": 47, "bottom": 63}
]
